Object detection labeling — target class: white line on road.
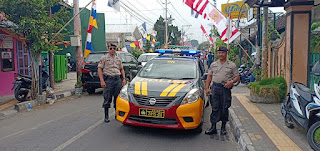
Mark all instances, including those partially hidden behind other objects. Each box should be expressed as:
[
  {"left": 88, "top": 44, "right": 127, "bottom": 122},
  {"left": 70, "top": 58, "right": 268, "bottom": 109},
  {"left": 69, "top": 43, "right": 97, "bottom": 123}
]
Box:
[{"left": 52, "top": 112, "right": 115, "bottom": 151}]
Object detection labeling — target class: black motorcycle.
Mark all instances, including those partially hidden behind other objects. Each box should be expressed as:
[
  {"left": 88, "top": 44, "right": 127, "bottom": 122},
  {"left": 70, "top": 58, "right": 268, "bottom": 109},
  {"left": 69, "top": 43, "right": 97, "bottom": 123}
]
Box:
[{"left": 12, "top": 67, "right": 50, "bottom": 102}]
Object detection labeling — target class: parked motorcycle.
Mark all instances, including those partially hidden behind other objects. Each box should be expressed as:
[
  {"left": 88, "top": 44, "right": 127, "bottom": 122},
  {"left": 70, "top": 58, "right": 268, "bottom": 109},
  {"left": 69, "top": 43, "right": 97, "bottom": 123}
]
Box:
[
  {"left": 67, "top": 53, "right": 76, "bottom": 72},
  {"left": 281, "top": 61, "right": 320, "bottom": 150},
  {"left": 12, "top": 67, "right": 50, "bottom": 102},
  {"left": 234, "top": 64, "right": 255, "bottom": 86}
]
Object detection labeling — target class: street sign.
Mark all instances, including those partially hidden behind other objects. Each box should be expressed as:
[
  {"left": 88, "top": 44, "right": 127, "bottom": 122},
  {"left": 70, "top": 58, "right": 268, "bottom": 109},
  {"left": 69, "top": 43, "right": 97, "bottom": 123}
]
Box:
[{"left": 221, "top": 1, "right": 248, "bottom": 19}]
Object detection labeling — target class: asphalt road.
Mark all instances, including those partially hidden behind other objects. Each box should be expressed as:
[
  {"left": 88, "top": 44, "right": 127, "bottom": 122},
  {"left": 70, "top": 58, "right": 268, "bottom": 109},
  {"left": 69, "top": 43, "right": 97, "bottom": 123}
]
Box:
[{"left": 0, "top": 90, "right": 238, "bottom": 151}]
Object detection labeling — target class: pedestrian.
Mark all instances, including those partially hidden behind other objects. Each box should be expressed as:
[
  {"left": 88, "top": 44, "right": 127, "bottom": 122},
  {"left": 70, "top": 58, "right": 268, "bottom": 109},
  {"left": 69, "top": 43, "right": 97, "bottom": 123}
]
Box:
[
  {"left": 205, "top": 46, "right": 240, "bottom": 135},
  {"left": 207, "top": 52, "right": 213, "bottom": 68},
  {"left": 98, "top": 43, "right": 126, "bottom": 123}
]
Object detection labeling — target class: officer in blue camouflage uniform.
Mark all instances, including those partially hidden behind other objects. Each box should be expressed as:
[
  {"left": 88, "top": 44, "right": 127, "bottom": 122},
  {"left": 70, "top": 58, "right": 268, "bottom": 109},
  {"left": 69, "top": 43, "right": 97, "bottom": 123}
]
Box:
[
  {"left": 98, "top": 43, "right": 126, "bottom": 123},
  {"left": 205, "top": 46, "right": 240, "bottom": 135}
]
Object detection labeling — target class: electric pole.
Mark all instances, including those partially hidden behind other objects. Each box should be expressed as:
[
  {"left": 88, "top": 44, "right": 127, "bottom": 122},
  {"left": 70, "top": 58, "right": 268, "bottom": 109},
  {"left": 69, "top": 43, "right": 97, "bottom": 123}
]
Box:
[
  {"left": 165, "top": 0, "right": 168, "bottom": 48},
  {"left": 255, "top": 7, "right": 261, "bottom": 68},
  {"left": 73, "top": 0, "right": 83, "bottom": 87},
  {"left": 262, "top": 6, "right": 268, "bottom": 78}
]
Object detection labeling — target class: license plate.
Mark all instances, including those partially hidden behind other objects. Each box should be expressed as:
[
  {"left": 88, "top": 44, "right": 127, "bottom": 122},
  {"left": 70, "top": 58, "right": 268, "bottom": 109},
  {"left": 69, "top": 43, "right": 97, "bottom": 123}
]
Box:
[{"left": 139, "top": 108, "right": 165, "bottom": 118}]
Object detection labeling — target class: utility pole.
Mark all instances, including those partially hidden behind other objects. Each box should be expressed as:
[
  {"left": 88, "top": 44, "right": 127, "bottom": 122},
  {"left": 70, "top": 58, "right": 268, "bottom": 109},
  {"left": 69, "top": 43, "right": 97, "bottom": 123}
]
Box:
[
  {"left": 262, "top": 6, "right": 268, "bottom": 78},
  {"left": 73, "top": 0, "right": 83, "bottom": 87},
  {"left": 255, "top": 7, "right": 261, "bottom": 68},
  {"left": 165, "top": 0, "right": 168, "bottom": 48}
]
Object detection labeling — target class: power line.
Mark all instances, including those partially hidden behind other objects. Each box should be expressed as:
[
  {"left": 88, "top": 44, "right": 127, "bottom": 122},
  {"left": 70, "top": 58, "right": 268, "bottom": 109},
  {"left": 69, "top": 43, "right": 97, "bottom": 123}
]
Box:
[
  {"left": 99, "top": 9, "right": 163, "bottom": 13},
  {"left": 169, "top": 1, "right": 191, "bottom": 25},
  {"left": 122, "top": 0, "right": 154, "bottom": 24},
  {"left": 119, "top": 2, "right": 154, "bottom": 26},
  {"left": 134, "top": 0, "right": 161, "bottom": 18}
]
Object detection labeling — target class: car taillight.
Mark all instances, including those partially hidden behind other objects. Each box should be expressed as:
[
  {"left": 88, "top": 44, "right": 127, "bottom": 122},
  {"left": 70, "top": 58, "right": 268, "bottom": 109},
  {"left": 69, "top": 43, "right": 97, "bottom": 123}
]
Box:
[{"left": 81, "top": 69, "right": 90, "bottom": 73}]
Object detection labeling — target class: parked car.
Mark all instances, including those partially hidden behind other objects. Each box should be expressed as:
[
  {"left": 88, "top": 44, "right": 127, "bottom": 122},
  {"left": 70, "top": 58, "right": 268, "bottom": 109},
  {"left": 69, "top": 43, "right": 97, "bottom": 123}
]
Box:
[
  {"left": 82, "top": 51, "right": 139, "bottom": 94},
  {"left": 137, "top": 53, "right": 160, "bottom": 66}
]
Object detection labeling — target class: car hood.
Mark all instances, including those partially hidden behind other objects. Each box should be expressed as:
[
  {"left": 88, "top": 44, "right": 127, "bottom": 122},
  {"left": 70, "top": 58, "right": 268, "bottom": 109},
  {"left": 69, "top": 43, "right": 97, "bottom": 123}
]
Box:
[{"left": 128, "top": 77, "right": 197, "bottom": 97}]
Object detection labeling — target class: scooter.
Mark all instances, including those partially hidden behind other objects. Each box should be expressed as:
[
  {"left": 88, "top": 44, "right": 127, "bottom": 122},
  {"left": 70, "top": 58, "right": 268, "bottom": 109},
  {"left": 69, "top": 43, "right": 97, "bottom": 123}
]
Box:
[
  {"left": 12, "top": 67, "right": 50, "bottom": 102},
  {"left": 281, "top": 61, "right": 320, "bottom": 150},
  {"left": 234, "top": 65, "right": 255, "bottom": 86}
]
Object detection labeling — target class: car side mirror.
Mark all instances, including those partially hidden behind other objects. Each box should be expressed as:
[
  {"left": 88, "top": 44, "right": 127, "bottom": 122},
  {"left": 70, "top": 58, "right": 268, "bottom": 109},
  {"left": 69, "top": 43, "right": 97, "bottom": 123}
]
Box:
[
  {"left": 138, "top": 62, "right": 142, "bottom": 66},
  {"left": 131, "top": 70, "right": 138, "bottom": 78},
  {"left": 202, "top": 73, "right": 208, "bottom": 80}
]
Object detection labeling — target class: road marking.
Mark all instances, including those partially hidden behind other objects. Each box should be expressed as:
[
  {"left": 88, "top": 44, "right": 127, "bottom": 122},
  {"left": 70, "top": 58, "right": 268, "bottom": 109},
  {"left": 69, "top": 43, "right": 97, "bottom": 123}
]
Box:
[
  {"left": 53, "top": 112, "right": 115, "bottom": 151},
  {"left": 235, "top": 94, "right": 302, "bottom": 151},
  {"left": 0, "top": 100, "right": 19, "bottom": 111}
]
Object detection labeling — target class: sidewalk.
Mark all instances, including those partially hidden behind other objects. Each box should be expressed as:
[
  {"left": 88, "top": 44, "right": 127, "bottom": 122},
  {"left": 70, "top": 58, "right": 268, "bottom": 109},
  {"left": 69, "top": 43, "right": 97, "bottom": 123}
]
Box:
[
  {"left": 0, "top": 72, "right": 77, "bottom": 118},
  {"left": 230, "top": 85, "right": 312, "bottom": 151}
]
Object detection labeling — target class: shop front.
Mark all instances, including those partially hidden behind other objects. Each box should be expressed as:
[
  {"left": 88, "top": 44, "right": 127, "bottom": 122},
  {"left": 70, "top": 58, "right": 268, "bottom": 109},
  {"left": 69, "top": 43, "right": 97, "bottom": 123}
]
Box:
[{"left": 0, "top": 28, "right": 29, "bottom": 96}]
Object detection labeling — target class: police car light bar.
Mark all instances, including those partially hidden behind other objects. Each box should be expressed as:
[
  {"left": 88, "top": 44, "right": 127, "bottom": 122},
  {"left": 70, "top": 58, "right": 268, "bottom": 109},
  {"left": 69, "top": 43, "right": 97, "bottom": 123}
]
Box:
[{"left": 155, "top": 49, "right": 200, "bottom": 55}]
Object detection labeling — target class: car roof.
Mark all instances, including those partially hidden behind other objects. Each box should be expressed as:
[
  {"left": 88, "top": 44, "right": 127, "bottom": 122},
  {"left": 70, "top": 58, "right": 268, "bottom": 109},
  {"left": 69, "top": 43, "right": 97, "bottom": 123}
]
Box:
[
  {"left": 140, "top": 53, "right": 160, "bottom": 56},
  {"left": 87, "top": 51, "right": 129, "bottom": 54},
  {"left": 153, "top": 56, "right": 198, "bottom": 62}
]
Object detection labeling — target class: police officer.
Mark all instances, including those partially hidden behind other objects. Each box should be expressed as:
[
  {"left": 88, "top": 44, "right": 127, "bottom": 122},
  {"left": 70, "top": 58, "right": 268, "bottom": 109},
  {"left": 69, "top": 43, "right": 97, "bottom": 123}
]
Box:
[
  {"left": 205, "top": 46, "right": 240, "bottom": 135},
  {"left": 98, "top": 43, "right": 126, "bottom": 123}
]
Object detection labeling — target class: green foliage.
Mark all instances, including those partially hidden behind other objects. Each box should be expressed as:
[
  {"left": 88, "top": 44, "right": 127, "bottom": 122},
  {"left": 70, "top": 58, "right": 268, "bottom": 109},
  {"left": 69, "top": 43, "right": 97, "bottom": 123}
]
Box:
[
  {"left": 198, "top": 41, "right": 210, "bottom": 50},
  {"left": 253, "top": 68, "right": 263, "bottom": 81},
  {"left": 145, "top": 40, "right": 152, "bottom": 53},
  {"left": 128, "top": 48, "right": 143, "bottom": 59},
  {"left": 314, "top": 127, "right": 320, "bottom": 144},
  {"left": 248, "top": 77, "right": 287, "bottom": 102},
  {"left": 154, "top": 16, "right": 181, "bottom": 47},
  {"left": 75, "top": 74, "right": 82, "bottom": 88},
  {"left": 190, "top": 40, "right": 199, "bottom": 47},
  {"left": 311, "top": 21, "right": 320, "bottom": 53},
  {"left": 0, "top": 0, "right": 70, "bottom": 55}
]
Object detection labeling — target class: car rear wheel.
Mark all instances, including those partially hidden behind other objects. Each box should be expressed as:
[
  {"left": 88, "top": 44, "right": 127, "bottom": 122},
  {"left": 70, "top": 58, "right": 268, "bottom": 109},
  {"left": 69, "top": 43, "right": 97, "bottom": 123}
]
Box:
[{"left": 87, "top": 88, "right": 95, "bottom": 94}]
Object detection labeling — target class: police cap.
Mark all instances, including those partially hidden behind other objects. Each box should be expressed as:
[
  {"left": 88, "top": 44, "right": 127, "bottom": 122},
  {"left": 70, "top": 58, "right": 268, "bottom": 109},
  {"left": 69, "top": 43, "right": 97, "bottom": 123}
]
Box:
[
  {"left": 107, "top": 42, "right": 117, "bottom": 48},
  {"left": 217, "top": 46, "right": 228, "bottom": 52}
]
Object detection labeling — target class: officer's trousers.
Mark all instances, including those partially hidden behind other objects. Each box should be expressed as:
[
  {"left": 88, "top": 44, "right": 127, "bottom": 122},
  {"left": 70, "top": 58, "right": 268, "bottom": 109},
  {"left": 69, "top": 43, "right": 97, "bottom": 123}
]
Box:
[
  {"left": 102, "top": 76, "right": 122, "bottom": 109},
  {"left": 209, "top": 83, "right": 232, "bottom": 124}
]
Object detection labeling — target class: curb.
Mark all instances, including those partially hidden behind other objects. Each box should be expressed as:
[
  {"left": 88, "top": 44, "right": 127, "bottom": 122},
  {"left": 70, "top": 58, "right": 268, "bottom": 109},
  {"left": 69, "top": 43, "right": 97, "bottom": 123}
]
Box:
[
  {"left": 229, "top": 107, "right": 255, "bottom": 151},
  {"left": 9, "top": 90, "right": 76, "bottom": 113}
]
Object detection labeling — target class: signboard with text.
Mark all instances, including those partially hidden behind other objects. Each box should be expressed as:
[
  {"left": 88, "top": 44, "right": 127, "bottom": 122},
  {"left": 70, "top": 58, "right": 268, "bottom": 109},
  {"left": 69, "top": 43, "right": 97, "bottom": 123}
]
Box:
[{"left": 221, "top": 1, "right": 248, "bottom": 19}]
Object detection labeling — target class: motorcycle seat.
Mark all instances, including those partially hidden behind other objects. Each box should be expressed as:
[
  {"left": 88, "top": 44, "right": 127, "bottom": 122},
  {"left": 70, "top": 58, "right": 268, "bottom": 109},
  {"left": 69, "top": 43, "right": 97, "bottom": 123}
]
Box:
[{"left": 294, "top": 82, "right": 314, "bottom": 103}]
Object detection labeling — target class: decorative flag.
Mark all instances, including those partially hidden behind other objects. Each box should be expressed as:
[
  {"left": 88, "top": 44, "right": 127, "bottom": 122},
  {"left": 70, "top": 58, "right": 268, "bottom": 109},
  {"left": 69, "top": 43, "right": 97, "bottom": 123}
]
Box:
[
  {"left": 117, "top": 34, "right": 120, "bottom": 47},
  {"left": 208, "top": 6, "right": 240, "bottom": 44},
  {"left": 151, "top": 38, "right": 156, "bottom": 47},
  {"left": 126, "top": 44, "right": 132, "bottom": 51},
  {"left": 146, "top": 35, "right": 151, "bottom": 41},
  {"left": 184, "top": 0, "right": 209, "bottom": 15},
  {"left": 191, "top": 9, "right": 199, "bottom": 18},
  {"left": 84, "top": 0, "right": 98, "bottom": 58},
  {"left": 200, "top": 25, "right": 214, "bottom": 43},
  {"left": 108, "top": 0, "right": 120, "bottom": 12},
  {"left": 138, "top": 22, "right": 147, "bottom": 38},
  {"left": 130, "top": 42, "right": 136, "bottom": 48},
  {"left": 138, "top": 39, "right": 144, "bottom": 51},
  {"left": 171, "top": 31, "right": 175, "bottom": 38},
  {"left": 134, "top": 40, "right": 140, "bottom": 49}
]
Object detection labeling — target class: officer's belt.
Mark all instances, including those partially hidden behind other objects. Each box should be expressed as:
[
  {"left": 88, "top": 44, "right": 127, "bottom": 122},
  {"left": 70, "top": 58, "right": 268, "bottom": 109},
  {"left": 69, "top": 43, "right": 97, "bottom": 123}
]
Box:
[
  {"left": 104, "top": 75, "right": 121, "bottom": 80},
  {"left": 212, "top": 82, "right": 224, "bottom": 87}
]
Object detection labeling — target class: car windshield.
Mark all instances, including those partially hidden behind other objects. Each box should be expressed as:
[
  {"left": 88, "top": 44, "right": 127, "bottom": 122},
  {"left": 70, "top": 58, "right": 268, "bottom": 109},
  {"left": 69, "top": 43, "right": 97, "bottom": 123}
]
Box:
[
  {"left": 138, "top": 55, "right": 158, "bottom": 62},
  {"left": 138, "top": 59, "right": 197, "bottom": 79},
  {"left": 85, "top": 53, "right": 106, "bottom": 63}
]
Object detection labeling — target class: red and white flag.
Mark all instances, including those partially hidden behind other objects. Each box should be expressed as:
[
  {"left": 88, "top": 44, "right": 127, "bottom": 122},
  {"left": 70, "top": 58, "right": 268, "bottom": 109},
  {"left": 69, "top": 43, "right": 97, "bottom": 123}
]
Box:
[
  {"left": 200, "top": 25, "right": 214, "bottom": 44},
  {"left": 208, "top": 6, "right": 240, "bottom": 44},
  {"left": 184, "top": 0, "right": 209, "bottom": 15}
]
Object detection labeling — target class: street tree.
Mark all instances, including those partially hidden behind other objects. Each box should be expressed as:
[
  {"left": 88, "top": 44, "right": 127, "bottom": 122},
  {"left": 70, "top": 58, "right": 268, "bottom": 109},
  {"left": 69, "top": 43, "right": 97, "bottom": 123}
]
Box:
[
  {"left": 190, "top": 39, "right": 199, "bottom": 48},
  {"left": 0, "top": 0, "right": 69, "bottom": 99},
  {"left": 154, "top": 16, "right": 181, "bottom": 47}
]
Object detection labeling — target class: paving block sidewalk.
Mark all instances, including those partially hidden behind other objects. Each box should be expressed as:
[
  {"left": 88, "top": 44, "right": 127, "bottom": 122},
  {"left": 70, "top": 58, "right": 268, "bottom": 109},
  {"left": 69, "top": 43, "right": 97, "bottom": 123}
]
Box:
[
  {"left": 230, "top": 85, "right": 312, "bottom": 151},
  {"left": 0, "top": 72, "right": 78, "bottom": 118}
]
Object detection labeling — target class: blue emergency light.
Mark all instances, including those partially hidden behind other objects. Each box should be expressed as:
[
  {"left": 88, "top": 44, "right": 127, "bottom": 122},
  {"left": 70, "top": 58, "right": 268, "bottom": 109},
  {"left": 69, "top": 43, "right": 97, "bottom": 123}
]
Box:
[{"left": 155, "top": 49, "right": 200, "bottom": 55}]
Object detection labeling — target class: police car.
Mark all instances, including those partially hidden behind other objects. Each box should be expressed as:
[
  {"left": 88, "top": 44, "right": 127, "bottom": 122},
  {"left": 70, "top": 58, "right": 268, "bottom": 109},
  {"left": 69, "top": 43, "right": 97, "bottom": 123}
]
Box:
[{"left": 116, "top": 49, "right": 207, "bottom": 132}]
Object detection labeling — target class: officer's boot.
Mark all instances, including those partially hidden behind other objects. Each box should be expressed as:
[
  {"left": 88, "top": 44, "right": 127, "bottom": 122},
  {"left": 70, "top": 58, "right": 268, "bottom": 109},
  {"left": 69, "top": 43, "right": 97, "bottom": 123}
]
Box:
[
  {"left": 221, "top": 121, "right": 227, "bottom": 135},
  {"left": 104, "top": 107, "right": 110, "bottom": 123},
  {"left": 205, "top": 123, "right": 217, "bottom": 135}
]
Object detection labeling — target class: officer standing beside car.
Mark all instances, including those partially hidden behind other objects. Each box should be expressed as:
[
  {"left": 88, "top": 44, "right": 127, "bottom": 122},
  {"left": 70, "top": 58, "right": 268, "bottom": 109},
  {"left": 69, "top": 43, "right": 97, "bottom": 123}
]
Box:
[
  {"left": 205, "top": 46, "right": 240, "bottom": 135},
  {"left": 98, "top": 43, "right": 126, "bottom": 123}
]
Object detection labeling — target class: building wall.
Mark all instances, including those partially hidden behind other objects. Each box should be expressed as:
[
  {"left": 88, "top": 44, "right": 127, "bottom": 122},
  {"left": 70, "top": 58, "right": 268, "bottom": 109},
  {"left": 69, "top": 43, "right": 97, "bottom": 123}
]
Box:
[{"left": 0, "top": 31, "right": 17, "bottom": 96}]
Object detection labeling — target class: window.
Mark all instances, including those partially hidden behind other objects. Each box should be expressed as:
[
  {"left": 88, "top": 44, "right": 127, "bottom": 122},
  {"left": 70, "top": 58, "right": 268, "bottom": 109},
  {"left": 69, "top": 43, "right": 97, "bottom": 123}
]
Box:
[
  {"left": 1, "top": 48, "right": 15, "bottom": 72},
  {"left": 125, "top": 55, "right": 137, "bottom": 64}
]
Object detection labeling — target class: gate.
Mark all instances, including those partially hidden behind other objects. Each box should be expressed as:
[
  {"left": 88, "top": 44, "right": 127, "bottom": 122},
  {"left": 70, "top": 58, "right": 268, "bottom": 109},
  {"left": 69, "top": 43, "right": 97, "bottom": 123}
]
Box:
[{"left": 54, "top": 55, "right": 67, "bottom": 82}]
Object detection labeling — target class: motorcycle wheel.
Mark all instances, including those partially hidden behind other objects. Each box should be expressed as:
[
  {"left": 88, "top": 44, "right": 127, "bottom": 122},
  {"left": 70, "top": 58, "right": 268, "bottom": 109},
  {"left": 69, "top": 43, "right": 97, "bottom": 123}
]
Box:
[
  {"left": 87, "top": 88, "right": 95, "bottom": 94},
  {"left": 234, "top": 80, "right": 240, "bottom": 86},
  {"left": 307, "top": 121, "right": 320, "bottom": 151},
  {"left": 14, "top": 86, "right": 28, "bottom": 102}
]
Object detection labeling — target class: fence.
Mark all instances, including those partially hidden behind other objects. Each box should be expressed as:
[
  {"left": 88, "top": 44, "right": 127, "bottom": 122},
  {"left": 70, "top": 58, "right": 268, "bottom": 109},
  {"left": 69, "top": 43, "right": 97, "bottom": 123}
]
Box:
[
  {"left": 54, "top": 55, "right": 68, "bottom": 82},
  {"left": 309, "top": 53, "right": 320, "bottom": 90}
]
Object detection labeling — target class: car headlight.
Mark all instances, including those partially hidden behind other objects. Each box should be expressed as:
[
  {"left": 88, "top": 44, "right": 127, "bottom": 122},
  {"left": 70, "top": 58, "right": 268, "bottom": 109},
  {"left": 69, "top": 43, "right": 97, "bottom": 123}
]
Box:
[
  {"left": 119, "top": 84, "right": 129, "bottom": 101},
  {"left": 181, "top": 88, "right": 200, "bottom": 105}
]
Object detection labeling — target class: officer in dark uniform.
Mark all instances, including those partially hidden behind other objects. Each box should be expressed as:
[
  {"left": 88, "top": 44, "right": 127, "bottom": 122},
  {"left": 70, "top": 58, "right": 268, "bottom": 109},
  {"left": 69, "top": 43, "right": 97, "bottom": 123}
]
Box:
[
  {"left": 205, "top": 46, "right": 240, "bottom": 135},
  {"left": 98, "top": 43, "right": 126, "bottom": 123}
]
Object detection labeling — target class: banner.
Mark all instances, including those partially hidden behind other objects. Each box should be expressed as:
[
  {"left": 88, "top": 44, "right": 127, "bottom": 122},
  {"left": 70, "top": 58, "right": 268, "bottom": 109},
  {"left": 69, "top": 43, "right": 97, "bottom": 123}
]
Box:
[{"left": 200, "top": 25, "right": 213, "bottom": 44}]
